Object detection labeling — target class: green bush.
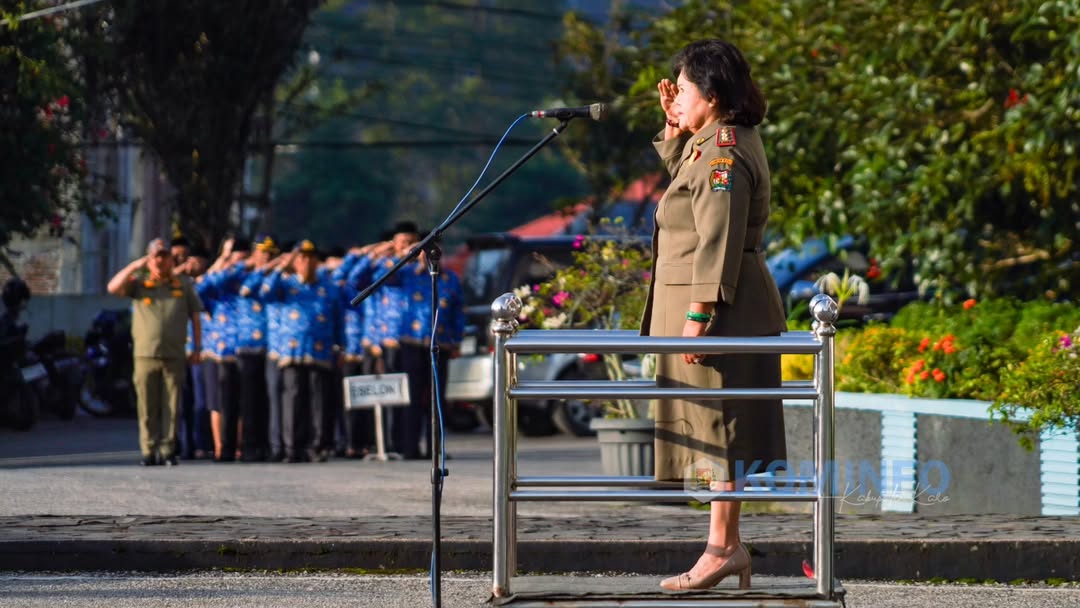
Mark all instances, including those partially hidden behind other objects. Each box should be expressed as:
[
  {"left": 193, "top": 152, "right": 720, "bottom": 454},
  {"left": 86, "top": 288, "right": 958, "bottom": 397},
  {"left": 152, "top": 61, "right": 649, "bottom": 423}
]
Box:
[
  {"left": 993, "top": 328, "right": 1080, "bottom": 449},
  {"left": 839, "top": 298, "right": 1080, "bottom": 440}
]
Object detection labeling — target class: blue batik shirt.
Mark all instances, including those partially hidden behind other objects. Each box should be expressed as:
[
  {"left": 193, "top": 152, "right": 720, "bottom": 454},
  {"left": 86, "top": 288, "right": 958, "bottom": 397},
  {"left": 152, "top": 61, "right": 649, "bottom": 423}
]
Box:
[
  {"left": 367, "top": 255, "right": 408, "bottom": 349},
  {"left": 240, "top": 270, "right": 285, "bottom": 362},
  {"left": 204, "top": 264, "right": 268, "bottom": 354},
  {"left": 400, "top": 263, "right": 465, "bottom": 348},
  {"left": 195, "top": 276, "right": 235, "bottom": 361},
  {"left": 259, "top": 270, "right": 343, "bottom": 369},
  {"left": 333, "top": 252, "right": 375, "bottom": 359}
]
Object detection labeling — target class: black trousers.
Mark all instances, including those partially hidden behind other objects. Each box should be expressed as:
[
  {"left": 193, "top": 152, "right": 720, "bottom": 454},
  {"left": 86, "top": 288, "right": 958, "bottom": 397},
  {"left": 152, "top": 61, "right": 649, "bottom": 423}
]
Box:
[
  {"left": 281, "top": 364, "right": 331, "bottom": 458},
  {"left": 398, "top": 344, "right": 451, "bottom": 459},
  {"left": 343, "top": 359, "right": 375, "bottom": 453},
  {"left": 238, "top": 352, "right": 269, "bottom": 458},
  {"left": 266, "top": 359, "right": 283, "bottom": 457},
  {"left": 216, "top": 360, "right": 242, "bottom": 459}
]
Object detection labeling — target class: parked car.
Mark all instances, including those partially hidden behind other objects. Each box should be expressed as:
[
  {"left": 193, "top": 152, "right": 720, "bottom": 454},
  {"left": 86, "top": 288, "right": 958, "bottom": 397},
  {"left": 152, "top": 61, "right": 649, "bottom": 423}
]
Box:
[
  {"left": 447, "top": 233, "right": 595, "bottom": 436},
  {"left": 769, "top": 236, "right": 923, "bottom": 323}
]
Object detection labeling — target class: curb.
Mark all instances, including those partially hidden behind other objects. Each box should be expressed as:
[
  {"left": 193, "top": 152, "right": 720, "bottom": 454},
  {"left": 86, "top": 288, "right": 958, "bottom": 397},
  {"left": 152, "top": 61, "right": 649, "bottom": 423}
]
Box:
[{"left": 4, "top": 538, "right": 1079, "bottom": 581}]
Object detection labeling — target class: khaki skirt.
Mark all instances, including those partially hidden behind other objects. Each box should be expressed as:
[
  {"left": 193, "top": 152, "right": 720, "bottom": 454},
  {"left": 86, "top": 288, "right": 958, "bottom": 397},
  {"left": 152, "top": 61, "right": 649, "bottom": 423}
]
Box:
[{"left": 649, "top": 284, "right": 787, "bottom": 482}]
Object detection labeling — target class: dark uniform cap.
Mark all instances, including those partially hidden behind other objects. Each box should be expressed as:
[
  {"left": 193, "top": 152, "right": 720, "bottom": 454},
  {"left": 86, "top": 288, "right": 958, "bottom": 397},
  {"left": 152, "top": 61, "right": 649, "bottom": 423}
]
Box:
[{"left": 294, "top": 239, "right": 318, "bottom": 255}]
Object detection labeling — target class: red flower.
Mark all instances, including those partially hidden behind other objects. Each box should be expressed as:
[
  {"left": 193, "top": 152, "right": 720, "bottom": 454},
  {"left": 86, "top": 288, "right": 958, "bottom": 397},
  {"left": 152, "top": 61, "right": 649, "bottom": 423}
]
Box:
[
  {"left": 912, "top": 359, "right": 925, "bottom": 372},
  {"left": 963, "top": 299, "right": 976, "bottom": 310},
  {"left": 1004, "top": 89, "right": 1029, "bottom": 109},
  {"left": 47, "top": 143, "right": 55, "bottom": 155},
  {"left": 932, "top": 368, "right": 946, "bottom": 383},
  {"left": 866, "top": 263, "right": 881, "bottom": 280},
  {"left": 810, "top": 48, "right": 819, "bottom": 58},
  {"left": 57, "top": 95, "right": 69, "bottom": 108},
  {"left": 919, "top": 370, "right": 930, "bottom": 381},
  {"left": 918, "top": 337, "right": 931, "bottom": 353}
]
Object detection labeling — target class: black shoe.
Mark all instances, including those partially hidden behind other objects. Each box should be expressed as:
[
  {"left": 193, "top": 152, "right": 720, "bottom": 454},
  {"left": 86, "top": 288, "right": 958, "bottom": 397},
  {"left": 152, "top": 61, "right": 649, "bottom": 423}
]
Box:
[
  {"left": 139, "top": 455, "right": 159, "bottom": 466},
  {"left": 270, "top": 451, "right": 284, "bottom": 462},
  {"left": 214, "top": 455, "right": 236, "bottom": 463},
  {"left": 163, "top": 455, "right": 179, "bottom": 467}
]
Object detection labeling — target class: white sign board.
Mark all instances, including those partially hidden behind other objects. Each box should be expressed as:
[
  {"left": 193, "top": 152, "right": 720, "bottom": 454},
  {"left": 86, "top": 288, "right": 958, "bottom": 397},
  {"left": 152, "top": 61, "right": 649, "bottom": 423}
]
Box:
[{"left": 343, "top": 373, "right": 411, "bottom": 410}]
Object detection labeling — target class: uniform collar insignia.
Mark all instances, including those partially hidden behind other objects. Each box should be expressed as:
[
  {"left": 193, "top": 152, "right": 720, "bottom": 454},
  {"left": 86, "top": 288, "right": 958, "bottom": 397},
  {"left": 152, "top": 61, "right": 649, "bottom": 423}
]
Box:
[{"left": 715, "top": 126, "right": 736, "bottom": 147}]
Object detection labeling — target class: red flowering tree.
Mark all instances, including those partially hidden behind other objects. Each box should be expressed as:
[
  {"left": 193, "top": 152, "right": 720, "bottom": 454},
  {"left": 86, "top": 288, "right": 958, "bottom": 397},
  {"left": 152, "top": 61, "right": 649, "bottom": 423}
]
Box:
[{"left": 0, "top": 6, "right": 111, "bottom": 270}]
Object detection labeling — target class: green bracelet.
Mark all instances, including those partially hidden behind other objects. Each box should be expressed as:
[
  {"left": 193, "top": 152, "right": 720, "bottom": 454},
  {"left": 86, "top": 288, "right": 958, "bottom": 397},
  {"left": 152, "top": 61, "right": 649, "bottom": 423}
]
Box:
[{"left": 685, "top": 311, "right": 712, "bottom": 323}]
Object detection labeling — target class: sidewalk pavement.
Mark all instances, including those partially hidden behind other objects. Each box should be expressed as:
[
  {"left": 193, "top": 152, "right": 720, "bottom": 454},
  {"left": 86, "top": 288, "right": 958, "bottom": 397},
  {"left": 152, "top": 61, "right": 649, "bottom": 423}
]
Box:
[{"left": 3, "top": 512, "right": 1078, "bottom": 582}]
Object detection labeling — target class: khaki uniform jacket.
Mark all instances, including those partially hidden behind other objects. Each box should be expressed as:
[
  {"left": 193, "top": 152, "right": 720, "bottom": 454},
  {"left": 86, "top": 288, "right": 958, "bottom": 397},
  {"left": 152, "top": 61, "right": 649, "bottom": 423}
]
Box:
[{"left": 641, "top": 120, "right": 786, "bottom": 337}]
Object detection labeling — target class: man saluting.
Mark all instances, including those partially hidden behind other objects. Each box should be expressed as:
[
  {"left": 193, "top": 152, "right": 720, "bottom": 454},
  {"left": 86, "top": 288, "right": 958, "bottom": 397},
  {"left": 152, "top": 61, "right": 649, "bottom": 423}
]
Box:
[{"left": 107, "top": 238, "right": 203, "bottom": 466}]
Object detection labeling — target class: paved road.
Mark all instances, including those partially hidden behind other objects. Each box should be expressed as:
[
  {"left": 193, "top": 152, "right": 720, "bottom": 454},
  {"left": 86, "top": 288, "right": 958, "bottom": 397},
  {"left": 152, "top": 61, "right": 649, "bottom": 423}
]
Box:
[
  {"left": 1, "top": 572, "right": 1077, "bottom": 608},
  {"left": 0, "top": 410, "right": 610, "bottom": 519}
]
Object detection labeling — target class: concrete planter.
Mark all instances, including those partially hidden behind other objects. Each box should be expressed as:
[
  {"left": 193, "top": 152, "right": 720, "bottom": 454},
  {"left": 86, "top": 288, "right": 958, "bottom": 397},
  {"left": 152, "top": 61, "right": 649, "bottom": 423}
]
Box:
[
  {"left": 590, "top": 418, "right": 654, "bottom": 477},
  {"left": 783, "top": 393, "right": 1080, "bottom": 516}
]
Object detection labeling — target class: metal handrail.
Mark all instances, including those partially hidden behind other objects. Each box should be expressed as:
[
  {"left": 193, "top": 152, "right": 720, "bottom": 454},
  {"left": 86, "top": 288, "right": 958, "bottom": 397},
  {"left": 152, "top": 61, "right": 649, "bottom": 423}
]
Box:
[
  {"left": 510, "top": 383, "right": 820, "bottom": 401},
  {"left": 489, "top": 292, "right": 840, "bottom": 601},
  {"left": 515, "top": 475, "right": 817, "bottom": 488},
  {"left": 506, "top": 331, "right": 824, "bottom": 355}
]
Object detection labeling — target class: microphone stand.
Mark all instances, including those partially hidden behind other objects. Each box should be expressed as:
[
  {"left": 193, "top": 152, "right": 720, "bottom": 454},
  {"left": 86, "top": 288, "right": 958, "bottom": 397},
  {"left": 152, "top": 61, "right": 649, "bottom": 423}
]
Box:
[{"left": 350, "top": 118, "right": 572, "bottom": 608}]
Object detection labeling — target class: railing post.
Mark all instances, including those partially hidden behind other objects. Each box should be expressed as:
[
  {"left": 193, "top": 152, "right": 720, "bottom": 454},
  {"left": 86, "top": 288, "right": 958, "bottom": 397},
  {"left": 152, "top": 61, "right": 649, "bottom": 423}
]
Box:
[
  {"left": 811, "top": 294, "right": 839, "bottom": 597},
  {"left": 491, "top": 293, "right": 521, "bottom": 598}
]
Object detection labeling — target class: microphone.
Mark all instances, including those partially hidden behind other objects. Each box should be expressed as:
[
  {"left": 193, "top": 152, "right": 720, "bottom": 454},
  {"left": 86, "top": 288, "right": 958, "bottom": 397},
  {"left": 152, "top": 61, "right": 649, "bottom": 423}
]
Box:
[{"left": 529, "top": 103, "right": 607, "bottom": 121}]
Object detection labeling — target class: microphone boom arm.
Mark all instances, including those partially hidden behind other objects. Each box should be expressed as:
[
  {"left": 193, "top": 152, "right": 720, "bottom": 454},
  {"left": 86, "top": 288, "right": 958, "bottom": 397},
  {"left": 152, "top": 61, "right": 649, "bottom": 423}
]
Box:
[{"left": 350, "top": 119, "right": 573, "bottom": 307}]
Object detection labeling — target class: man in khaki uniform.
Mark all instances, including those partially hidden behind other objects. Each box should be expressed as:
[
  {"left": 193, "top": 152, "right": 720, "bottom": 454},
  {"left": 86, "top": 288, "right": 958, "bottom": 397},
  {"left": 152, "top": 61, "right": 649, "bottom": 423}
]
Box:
[{"left": 108, "top": 238, "right": 203, "bottom": 466}]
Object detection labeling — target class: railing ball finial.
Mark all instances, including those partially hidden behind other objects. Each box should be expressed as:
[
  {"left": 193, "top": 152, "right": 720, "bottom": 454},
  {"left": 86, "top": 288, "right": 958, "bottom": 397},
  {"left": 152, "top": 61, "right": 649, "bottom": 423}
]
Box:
[
  {"left": 491, "top": 292, "right": 522, "bottom": 336},
  {"left": 810, "top": 294, "right": 839, "bottom": 337}
]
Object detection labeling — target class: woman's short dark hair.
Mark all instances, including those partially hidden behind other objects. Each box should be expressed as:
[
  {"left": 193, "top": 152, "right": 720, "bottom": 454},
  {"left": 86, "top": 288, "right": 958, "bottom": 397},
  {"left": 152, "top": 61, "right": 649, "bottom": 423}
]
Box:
[{"left": 672, "top": 39, "right": 766, "bottom": 127}]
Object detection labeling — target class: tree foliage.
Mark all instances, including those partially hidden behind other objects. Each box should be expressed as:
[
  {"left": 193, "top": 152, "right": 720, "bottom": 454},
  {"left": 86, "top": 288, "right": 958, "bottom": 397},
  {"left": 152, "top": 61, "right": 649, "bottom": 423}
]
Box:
[
  {"left": 109, "top": 0, "right": 320, "bottom": 251},
  {"left": 270, "top": 0, "right": 589, "bottom": 247},
  {"left": 0, "top": 3, "right": 110, "bottom": 267},
  {"left": 569, "top": 0, "right": 1079, "bottom": 298}
]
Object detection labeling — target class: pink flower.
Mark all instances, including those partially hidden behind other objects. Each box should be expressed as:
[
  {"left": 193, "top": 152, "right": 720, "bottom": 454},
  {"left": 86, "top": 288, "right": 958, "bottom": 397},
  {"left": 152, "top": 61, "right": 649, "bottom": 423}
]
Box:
[
  {"left": 1060, "top": 334, "right": 1073, "bottom": 350},
  {"left": 572, "top": 235, "right": 585, "bottom": 250},
  {"left": 552, "top": 291, "right": 570, "bottom": 307}
]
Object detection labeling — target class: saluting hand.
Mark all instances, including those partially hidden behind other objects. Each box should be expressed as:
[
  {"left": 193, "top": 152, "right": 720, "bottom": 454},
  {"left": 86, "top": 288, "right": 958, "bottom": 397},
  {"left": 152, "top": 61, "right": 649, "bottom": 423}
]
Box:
[{"left": 658, "top": 79, "right": 684, "bottom": 135}]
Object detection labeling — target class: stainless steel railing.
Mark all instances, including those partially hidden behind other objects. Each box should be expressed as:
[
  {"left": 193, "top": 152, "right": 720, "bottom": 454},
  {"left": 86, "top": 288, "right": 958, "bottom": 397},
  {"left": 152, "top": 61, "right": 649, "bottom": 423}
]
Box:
[{"left": 490, "top": 293, "right": 840, "bottom": 600}]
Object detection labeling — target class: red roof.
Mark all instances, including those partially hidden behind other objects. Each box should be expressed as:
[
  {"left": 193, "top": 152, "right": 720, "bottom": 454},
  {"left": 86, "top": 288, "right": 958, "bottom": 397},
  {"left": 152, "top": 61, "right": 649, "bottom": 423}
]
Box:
[{"left": 508, "top": 203, "right": 589, "bottom": 237}]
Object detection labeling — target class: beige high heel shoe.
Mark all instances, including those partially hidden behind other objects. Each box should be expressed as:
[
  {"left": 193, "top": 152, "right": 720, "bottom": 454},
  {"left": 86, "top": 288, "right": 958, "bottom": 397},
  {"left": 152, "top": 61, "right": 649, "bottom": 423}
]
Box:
[{"left": 659, "top": 543, "right": 751, "bottom": 591}]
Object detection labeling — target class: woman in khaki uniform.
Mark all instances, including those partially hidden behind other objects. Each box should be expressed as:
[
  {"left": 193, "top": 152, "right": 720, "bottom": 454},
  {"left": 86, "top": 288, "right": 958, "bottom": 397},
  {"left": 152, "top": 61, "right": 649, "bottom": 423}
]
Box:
[{"left": 640, "top": 40, "right": 787, "bottom": 591}]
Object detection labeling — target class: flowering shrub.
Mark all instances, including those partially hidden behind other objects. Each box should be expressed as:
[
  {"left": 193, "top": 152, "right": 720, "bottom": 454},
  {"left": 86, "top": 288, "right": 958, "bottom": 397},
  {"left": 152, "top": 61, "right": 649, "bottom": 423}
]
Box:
[
  {"left": 993, "top": 327, "right": 1080, "bottom": 449},
  {"left": 835, "top": 297, "right": 1080, "bottom": 444},
  {"left": 836, "top": 327, "right": 919, "bottom": 394},
  {"left": 516, "top": 220, "right": 652, "bottom": 418}
]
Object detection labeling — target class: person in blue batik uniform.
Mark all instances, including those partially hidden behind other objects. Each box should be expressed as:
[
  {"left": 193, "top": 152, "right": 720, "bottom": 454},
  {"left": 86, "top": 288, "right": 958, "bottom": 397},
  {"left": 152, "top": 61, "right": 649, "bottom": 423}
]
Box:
[
  {"left": 368, "top": 221, "right": 420, "bottom": 455},
  {"left": 239, "top": 243, "right": 290, "bottom": 462},
  {"left": 333, "top": 239, "right": 394, "bottom": 457},
  {"left": 397, "top": 247, "right": 465, "bottom": 459},
  {"left": 198, "top": 237, "right": 251, "bottom": 462},
  {"left": 178, "top": 249, "right": 212, "bottom": 460},
  {"left": 204, "top": 234, "right": 278, "bottom": 461},
  {"left": 258, "top": 240, "right": 344, "bottom": 462}
]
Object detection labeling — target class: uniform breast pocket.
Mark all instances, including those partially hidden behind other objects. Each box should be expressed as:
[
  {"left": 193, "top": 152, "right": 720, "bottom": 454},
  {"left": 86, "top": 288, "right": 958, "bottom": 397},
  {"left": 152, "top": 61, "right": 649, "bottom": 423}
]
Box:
[{"left": 658, "top": 262, "right": 693, "bottom": 285}]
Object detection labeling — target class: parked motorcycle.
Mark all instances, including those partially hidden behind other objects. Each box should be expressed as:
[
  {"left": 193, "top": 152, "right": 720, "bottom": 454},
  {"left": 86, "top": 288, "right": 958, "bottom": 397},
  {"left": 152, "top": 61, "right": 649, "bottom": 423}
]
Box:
[
  {"left": 27, "top": 330, "right": 84, "bottom": 420},
  {"left": 0, "top": 322, "right": 41, "bottom": 431},
  {"left": 79, "top": 308, "right": 135, "bottom": 417}
]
